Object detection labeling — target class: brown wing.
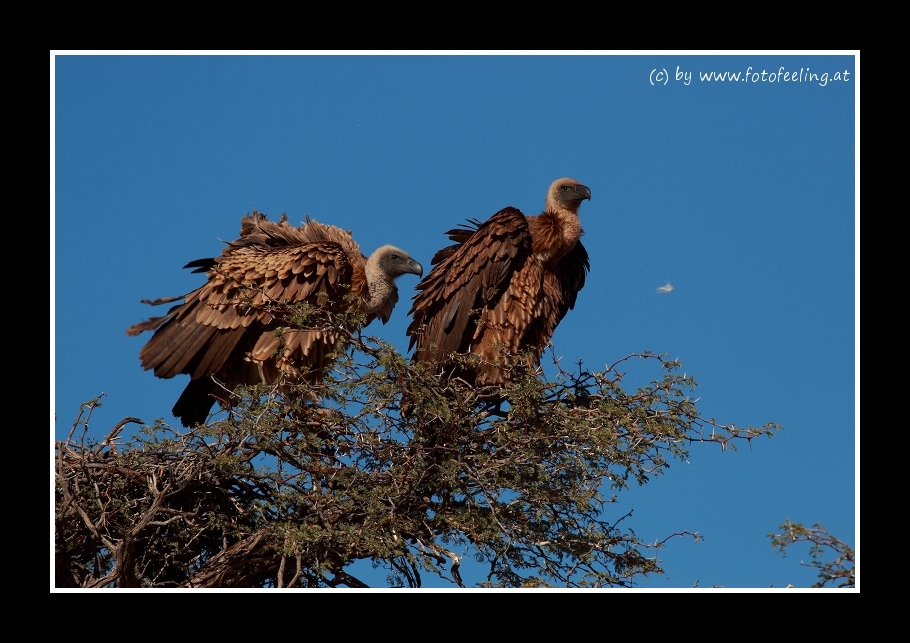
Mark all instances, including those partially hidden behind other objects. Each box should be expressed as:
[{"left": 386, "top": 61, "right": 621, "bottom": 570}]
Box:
[
  {"left": 406, "top": 207, "right": 533, "bottom": 379},
  {"left": 555, "top": 239, "right": 589, "bottom": 323},
  {"left": 127, "top": 212, "right": 365, "bottom": 426}
]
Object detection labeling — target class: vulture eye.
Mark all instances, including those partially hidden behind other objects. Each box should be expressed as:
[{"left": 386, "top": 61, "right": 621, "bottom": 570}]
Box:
[
  {"left": 561, "top": 185, "right": 570, "bottom": 191},
  {"left": 391, "top": 254, "right": 400, "bottom": 260}
]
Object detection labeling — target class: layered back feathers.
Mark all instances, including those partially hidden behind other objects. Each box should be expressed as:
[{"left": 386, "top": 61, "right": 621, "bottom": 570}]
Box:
[{"left": 128, "top": 211, "right": 421, "bottom": 427}]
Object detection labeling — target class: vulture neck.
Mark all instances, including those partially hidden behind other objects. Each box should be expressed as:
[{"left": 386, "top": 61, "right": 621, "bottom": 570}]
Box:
[
  {"left": 362, "top": 253, "right": 397, "bottom": 316},
  {"left": 529, "top": 203, "right": 583, "bottom": 264}
]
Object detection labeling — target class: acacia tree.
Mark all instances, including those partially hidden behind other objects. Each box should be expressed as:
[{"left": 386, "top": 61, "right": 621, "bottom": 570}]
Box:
[{"left": 55, "top": 311, "right": 780, "bottom": 588}]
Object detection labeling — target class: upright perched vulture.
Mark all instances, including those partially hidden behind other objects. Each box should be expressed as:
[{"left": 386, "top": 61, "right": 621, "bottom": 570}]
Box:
[
  {"left": 406, "top": 178, "right": 591, "bottom": 386},
  {"left": 127, "top": 211, "right": 423, "bottom": 427}
]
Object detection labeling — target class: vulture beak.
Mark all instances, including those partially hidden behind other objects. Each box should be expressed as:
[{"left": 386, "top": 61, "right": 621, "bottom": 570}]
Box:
[
  {"left": 576, "top": 184, "right": 592, "bottom": 201},
  {"left": 408, "top": 259, "right": 424, "bottom": 278}
]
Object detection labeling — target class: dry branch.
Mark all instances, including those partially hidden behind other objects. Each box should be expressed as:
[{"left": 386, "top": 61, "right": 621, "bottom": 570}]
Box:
[{"left": 56, "top": 331, "right": 778, "bottom": 588}]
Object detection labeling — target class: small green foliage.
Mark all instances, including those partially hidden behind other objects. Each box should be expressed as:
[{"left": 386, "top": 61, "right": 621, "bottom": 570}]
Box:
[{"left": 769, "top": 519, "right": 855, "bottom": 588}]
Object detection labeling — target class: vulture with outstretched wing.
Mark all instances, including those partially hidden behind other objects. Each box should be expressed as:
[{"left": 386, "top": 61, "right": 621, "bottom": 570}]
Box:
[
  {"left": 406, "top": 178, "right": 590, "bottom": 386},
  {"left": 127, "top": 211, "right": 423, "bottom": 427}
]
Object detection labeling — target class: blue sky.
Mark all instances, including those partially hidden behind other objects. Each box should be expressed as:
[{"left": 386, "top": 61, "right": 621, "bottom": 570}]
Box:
[{"left": 52, "top": 53, "right": 858, "bottom": 590}]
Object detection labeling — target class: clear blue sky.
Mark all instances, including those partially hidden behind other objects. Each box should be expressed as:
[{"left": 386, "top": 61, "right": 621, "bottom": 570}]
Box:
[{"left": 52, "top": 53, "right": 858, "bottom": 590}]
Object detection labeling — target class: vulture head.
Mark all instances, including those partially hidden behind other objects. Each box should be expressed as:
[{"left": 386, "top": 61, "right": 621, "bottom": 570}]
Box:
[
  {"left": 364, "top": 245, "right": 423, "bottom": 323},
  {"left": 546, "top": 177, "right": 592, "bottom": 214},
  {"left": 369, "top": 245, "right": 424, "bottom": 280}
]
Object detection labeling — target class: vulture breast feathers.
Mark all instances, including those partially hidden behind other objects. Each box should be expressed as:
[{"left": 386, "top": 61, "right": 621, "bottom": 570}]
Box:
[
  {"left": 406, "top": 178, "right": 591, "bottom": 386},
  {"left": 127, "top": 211, "right": 423, "bottom": 427}
]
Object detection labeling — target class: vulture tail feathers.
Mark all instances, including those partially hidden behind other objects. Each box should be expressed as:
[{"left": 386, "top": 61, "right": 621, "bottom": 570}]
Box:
[{"left": 172, "top": 377, "right": 222, "bottom": 428}]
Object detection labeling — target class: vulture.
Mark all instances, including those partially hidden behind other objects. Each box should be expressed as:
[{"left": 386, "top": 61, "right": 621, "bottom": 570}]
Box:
[
  {"left": 127, "top": 211, "right": 423, "bottom": 427},
  {"left": 406, "top": 178, "right": 591, "bottom": 386}
]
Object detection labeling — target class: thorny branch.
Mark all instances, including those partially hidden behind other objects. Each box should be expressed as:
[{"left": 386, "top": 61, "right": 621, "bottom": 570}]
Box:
[
  {"left": 769, "top": 520, "right": 855, "bottom": 588},
  {"left": 56, "top": 327, "right": 779, "bottom": 588}
]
